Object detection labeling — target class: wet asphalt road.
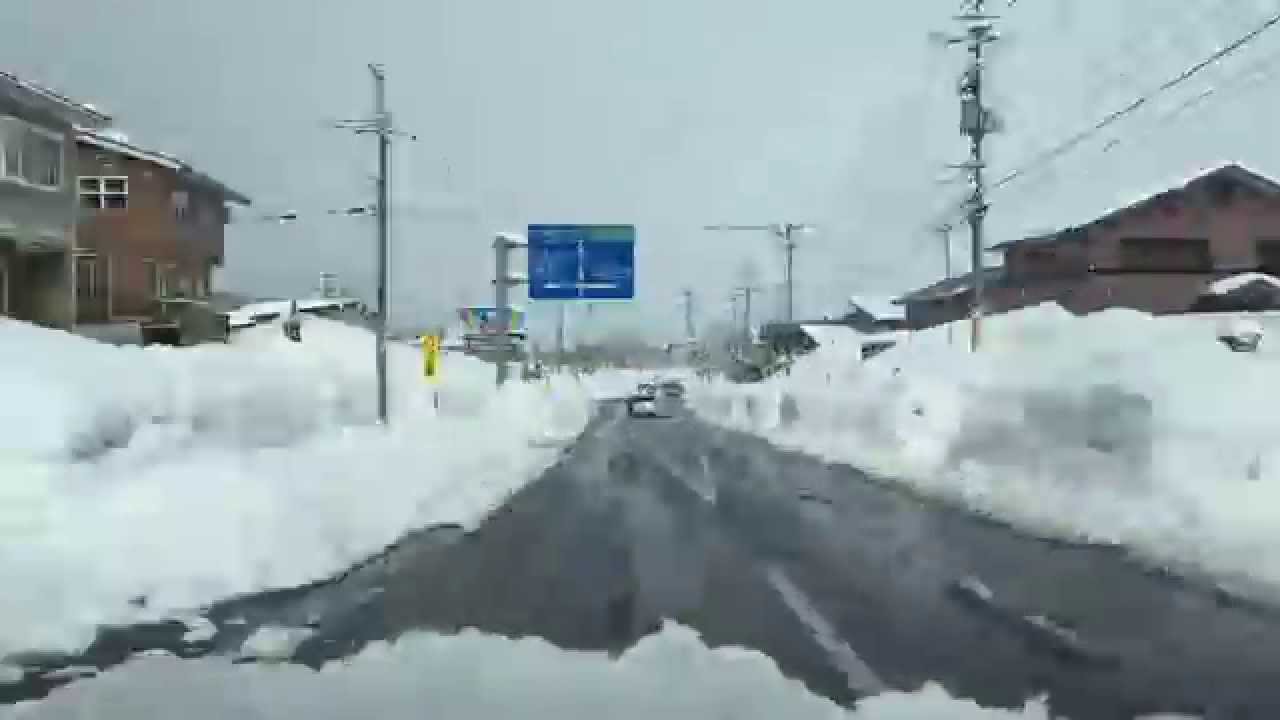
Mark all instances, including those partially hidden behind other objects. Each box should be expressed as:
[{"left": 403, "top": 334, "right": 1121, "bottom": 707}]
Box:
[{"left": 8, "top": 398, "right": 1280, "bottom": 718}]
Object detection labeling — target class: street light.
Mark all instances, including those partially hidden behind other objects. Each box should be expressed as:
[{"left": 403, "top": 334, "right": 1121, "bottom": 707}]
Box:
[
  {"left": 703, "top": 223, "right": 815, "bottom": 322},
  {"left": 239, "top": 205, "right": 376, "bottom": 225}
]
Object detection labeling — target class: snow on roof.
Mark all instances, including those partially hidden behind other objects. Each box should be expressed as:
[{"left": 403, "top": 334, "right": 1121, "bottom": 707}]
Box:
[
  {"left": 848, "top": 295, "right": 905, "bottom": 321},
  {"left": 226, "top": 297, "right": 363, "bottom": 329},
  {"left": 76, "top": 128, "right": 252, "bottom": 206},
  {"left": 1208, "top": 272, "right": 1280, "bottom": 295},
  {"left": 1000, "top": 163, "right": 1280, "bottom": 252},
  {"left": 798, "top": 324, "right": 906, "bottom": 352},
  {"left": 0, "top": 69, "right": 113, "bottom": 126},
  {"left": 77, "top": 128, "right": 183, "bottom": 171},
  {"left": 799, "top": 324, "right": 853, "bottom": 347},
  {"left": 1102, "top": 163, "right": 1280, "bottom": 220}
]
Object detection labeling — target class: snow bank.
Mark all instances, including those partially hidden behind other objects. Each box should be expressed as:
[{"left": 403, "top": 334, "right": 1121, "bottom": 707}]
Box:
[
  {"left": 0, "top": 623, "right": 1050, "bottom": 720},
  {"left": 0, "top": 317, "right": 593, "bottom": 657},
  {"left": 692, "top": 306, "right": 1280, "bottom": 599}
]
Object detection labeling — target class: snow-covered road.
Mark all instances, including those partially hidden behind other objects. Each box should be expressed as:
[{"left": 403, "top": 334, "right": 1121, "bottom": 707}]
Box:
[{"left": 10, "top": 400, "right": 1280, "bottom": 718}]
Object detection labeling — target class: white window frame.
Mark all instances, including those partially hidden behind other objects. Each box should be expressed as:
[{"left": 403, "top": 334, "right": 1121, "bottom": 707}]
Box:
[
  {"left": 0, "top": 116, "right": 63, "bottom": 192},
  {"left": 80, "top": 175, "right": 129, "bottom": 210}
]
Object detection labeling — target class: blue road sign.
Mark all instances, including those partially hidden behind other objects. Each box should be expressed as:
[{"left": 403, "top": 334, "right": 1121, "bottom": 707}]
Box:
[{"left": 528, "top": 224, "right": 635, "bottom": 300}]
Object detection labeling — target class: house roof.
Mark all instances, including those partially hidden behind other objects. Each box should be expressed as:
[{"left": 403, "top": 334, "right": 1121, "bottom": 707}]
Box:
[
  {"left": 989, "top": 230, "right": 1065, "bottom": 252},
  {"left": 0, "top": 70, "right": 113, "bottom": 128},
  {"left": 990, "top": 163, "right": 1280, "bottom": 253},
  {"left": 77, "top": 128, "right": 251, "bottom": 206},
  {"left": 847, "top": 295, "right": 905, "bottom": 321},
  {"left": 1207, "top": 272, "right": 1280, "bottom": 296},
  {"left": 894, "top": 267, "right": 1005, "bottom": 304}
]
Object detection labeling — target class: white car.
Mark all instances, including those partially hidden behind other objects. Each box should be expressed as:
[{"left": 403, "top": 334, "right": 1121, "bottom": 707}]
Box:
[
  {"left": 628, "top": 396, "right": 659, "bottom": 417},
  {"left": 627, "top": 383, "right": 661, "bottom": 417}
]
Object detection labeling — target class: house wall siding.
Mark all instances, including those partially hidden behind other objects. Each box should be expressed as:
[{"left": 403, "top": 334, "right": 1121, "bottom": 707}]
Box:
[
  {"left": 900, "top": 167, "right": 1280, "bottom": 330},
  {"left": 1087, "top": 184, "right": 1280, "bottom": 271},
  {"left": 0, "top": 89, "right": 76, "bottom": 328},
  {"left": 76, "top": 145, "right": 229, "bottom": 321}
]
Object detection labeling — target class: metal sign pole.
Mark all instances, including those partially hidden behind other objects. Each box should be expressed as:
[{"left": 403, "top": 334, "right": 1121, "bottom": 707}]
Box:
[{"left": 494, "top": 235, "right": 509, "bottom": 387}]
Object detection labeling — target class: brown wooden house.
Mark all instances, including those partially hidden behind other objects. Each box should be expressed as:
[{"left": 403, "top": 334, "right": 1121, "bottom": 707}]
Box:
[
  {"left": 73, "top": 129, "right": 249, "bottom": 324},
  {"left": 896, "top": 164, "right": 1280, "bottom": 328}
]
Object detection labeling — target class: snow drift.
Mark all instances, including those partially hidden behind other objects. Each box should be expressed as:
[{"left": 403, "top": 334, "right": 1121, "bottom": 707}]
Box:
[
  {"left": 0, "top": 317, "right": 592, "bottom": 657},
  {"left": 0, "top": 623, "right": 1051, "bottom": 720},
  {"left": 692, "top": 305, "right": 1280, "bottom": 600}
]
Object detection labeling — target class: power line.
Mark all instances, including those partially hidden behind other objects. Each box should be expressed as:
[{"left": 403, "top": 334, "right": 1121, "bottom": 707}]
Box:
[
  {"left": 992, "top": 6, "right": 1280, "bottom": 192},
  {"left": 1069, "top": 1, "right": 1233, "bottom": 121},
  {"left": 925, "top": 2, "right": 1236, "bottom": 232},
  {"left": 1105, "top": 43, "right": 1280, "bottom": 154}
]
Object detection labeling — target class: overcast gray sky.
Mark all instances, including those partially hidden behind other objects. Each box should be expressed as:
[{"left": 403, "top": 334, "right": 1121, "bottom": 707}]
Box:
[{"left": 5, "top": 0, "right": 1280, "bottom": 341}]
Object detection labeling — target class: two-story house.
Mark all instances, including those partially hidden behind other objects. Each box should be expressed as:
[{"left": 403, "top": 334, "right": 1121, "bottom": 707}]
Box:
[
  {"left": 0, "top": 71, "right": 111, "bottom": 329},
  {"left": 896, "top": 163, "right": 1280, "bottom": 328},
  {"left": 73, "top": 129, "right": 250, "bottom": 324}
]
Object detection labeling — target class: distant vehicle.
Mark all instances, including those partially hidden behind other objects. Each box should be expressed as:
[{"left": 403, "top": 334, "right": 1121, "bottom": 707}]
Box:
[
  {"left": 659, "top": 379, "right": 686, "bottom": 398},
  {"left": 627, "top": 382, "right": 661, "bottom": 417},
  {"left": 628, "top": 395, "right": 659, "bottom": 417}
]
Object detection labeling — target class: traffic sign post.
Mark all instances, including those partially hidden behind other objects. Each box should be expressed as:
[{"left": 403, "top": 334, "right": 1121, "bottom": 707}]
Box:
[
  {"left": 421, "top": 333, "right": 442, "bottom": 409},
  {"left": 422, "top": 334, "right": 441, "bottom": 380},
  {"left": 528, "top": 224, "right": 635, "bottom": 301}
]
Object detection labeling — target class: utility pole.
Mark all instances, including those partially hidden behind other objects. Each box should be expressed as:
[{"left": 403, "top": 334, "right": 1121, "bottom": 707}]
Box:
[
  {"left": 333, "top": 64, "right": 417, "bottom": 424},
  {"left": 941, "top": 1, "right": 1000, "bottom": 352},
  {"left": 703, "top": 223, "right": 813, "bottom": 322},
  {"left": 555, "top": 303, "right": 566, "bottom": 370},
  {"left": 728, "top": 293, "right": 741, "bottom": 354},
  {"left": 735, "top": 285, "right": 763, "bottom": 348},
  {"left": 493, "top": 232, "right": 528, "bottom": 387},
  {"left": 936, "top": 223, "right": 955, "bottom": 346},
  {"left": 782, "top": 227, "right": 797, "bottom": 322},
  {"left": 680, "top": 288, "right": 696, "bottom": 341},
  {"left": 372, "top": 65, "right": 390, "bottom": 423}
]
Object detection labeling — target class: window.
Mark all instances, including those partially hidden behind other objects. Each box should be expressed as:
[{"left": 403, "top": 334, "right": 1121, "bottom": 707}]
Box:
[
  {"left": 22, "top": 131, "right": 61, "bottom": 188},
  {"left": 0, "top": 116, "right": 63, "bottom": 189},
  {"left": 172, "top": 190, "right": 190, "bottom": 222},
  {"left": 1118, "top": 237, "right": 1211, "bottom": 272},
  {"left": 75, "top": 255, "right": 100, "bottom": 299},
  {"left": 1256, "top": 239, "right": 1280, "bottom": 275},
  {"left": 1, "top": 124, "right": 21, "bottom": 180},
  {"left": 80, "top": 176, "right": 129, "bottom": 210},
  {"left": 144, "top": 259, "right": 169, "bottom": 299}
]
